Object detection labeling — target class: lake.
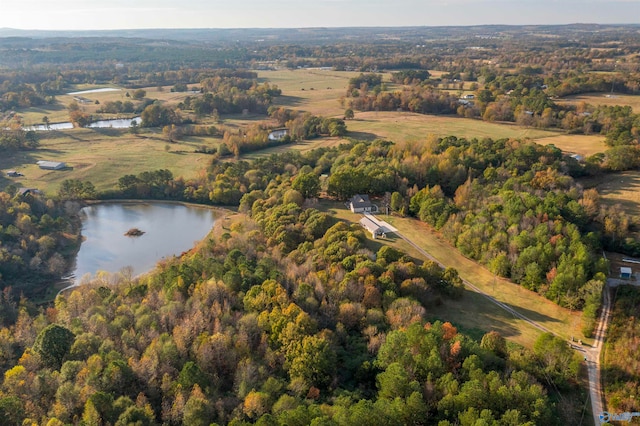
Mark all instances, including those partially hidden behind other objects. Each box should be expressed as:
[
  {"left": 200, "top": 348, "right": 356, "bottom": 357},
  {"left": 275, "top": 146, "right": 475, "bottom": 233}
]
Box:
[
  {"left": 71, "top": 202, "right": 217, "bottom": 283},
  {"left": 26, "top": 117, "right": 141, "bottom": 131},
  {"left": 67, "top": 88, "right": 121, "bottom": 95}
]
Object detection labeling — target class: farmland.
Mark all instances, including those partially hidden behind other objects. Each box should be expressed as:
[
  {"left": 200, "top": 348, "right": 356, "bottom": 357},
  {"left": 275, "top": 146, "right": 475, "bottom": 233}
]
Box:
[
  {"left": 556, "top": 92, "right": 640, "bottom": 113},
  {"left": 0, "top": 129, "right": 214, "bottom": 193},
  {"left": 3, "top": 69, "right": 582, "bottom": 195},
  {"left": 534, "top": 134, "right": 607, "bottom": 157}
]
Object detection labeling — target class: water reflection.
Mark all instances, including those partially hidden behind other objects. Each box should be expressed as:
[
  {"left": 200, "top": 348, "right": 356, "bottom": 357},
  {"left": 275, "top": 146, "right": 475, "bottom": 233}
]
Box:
[
  {"left": 72, "top": 202, "right": 216, "bottom": 283},
  {"left": 26, "top": 117, "right": 141, "bottom": 131}
]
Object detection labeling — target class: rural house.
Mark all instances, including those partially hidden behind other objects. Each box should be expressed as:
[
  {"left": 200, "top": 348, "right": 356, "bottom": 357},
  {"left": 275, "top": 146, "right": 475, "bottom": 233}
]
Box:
[
  {"left": 268, "top": 129, "right": 289, "bottom": 141},
  {"left": 348, "top": 194, "right": 378, "bottom": 213}
]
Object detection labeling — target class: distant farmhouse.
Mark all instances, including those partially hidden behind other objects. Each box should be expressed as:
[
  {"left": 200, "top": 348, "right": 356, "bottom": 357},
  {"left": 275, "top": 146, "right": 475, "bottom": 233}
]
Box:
[
  {"left": 37, "top": 161, "right": 66, "bottom": 170},
  {"left": 268, "top": 129, "right": 289, "bottom": 141},
  {"left": 348, "top": 194, "right": 378, "bottom": 213}
]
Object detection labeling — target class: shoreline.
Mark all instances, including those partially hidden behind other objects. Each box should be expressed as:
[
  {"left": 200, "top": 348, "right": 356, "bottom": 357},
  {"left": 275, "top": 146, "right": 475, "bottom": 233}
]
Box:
[{"left": 53, "top": 200, "right": 237, "bottom": 299}]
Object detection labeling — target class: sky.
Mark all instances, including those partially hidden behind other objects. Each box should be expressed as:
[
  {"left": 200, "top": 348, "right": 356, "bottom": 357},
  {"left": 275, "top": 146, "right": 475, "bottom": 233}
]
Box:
[{"left": 1, "top": 0, "right": 639, "bottom": 31}]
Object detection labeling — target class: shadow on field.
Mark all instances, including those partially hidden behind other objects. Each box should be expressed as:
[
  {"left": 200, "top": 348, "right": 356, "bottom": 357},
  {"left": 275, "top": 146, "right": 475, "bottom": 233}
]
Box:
[
  {"left": 275, "top": 95, "right": 304, "bottom": 107},
  {"left": 47, "top": 130, "right": 86, "bottom": 141},
  {"left": 37, "top": 147, "right": 64, "bottom": 155},
  {"left": 346, "top": 130, "right": 378, "bottom": 141},
  {"left": 27, "top": 104, "right": 67, "bottom": 116},
  {"left": 601, "top": 364, "right": 639, "bottom": 387},
  {"left": 0, "top": 175, "right": 13, "bottom": 188},
  {"left": 427, "top": 287, "right": 555, "bottom": 342},
  {"left": 91, "top": 128, "right": 126, "bottom": 137},
  {"left": 503, "top": 301, "right": 561, "bottom": 326},
  {"left": 0, "top": 150, "right": 39, "bottom": 171}
]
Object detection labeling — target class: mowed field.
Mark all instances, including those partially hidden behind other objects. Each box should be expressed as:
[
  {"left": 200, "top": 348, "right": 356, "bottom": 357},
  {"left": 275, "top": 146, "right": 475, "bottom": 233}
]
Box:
[
  {"left": 580, "top": 170, "right": 640, "bottom": 219},
  {"left": 347, "top": 111, "right": 559, "bottom": 142},
  {"left": 556, "top": 92, "right": 640, "bottom": 113},
  {"left": 257, "top": 69, "right": 370, "bottom": 117},
  {"left": 0, "top": 129, "right": 215, "bottom": 194},
  {"left": 19, "top": 85, "right": 196, "bottom": 126},
  {"left": 534, "top": 134, "right": 607, "bottom": 157}
]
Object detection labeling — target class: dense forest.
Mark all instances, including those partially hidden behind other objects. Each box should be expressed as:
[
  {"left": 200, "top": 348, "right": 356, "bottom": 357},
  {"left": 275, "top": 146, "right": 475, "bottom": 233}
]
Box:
[
  {"left": 0, "top": 179, "right": 585, "bottom": 425},
  {"left": 0, "top": 192, "right": 80, "bottom": 300}
]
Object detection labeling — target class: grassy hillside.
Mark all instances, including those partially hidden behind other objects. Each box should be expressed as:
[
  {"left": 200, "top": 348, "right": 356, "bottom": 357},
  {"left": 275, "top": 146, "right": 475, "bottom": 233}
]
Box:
[
  {"left": 0, "top": 129, "right": 214, "bottom": 194},
  {"left": 347, "top": 111, "right": 559, "bottom": 142},
  {"left": 556, "top": 92, "right": 640, "bottom": 113}
]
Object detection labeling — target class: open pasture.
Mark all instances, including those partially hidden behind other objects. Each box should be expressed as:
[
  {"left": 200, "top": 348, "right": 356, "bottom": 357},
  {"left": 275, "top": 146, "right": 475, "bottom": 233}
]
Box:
[
  {"left": 239, "top": 136, "right": 347, "bottom": 161},
  {"left": 0, "top": 129, "right": 214, "bottom": 194},
  {"left": 535, "top": 134, "right": 607, "bottom": 157},
  {"left": 346, "top": 111, "right": 558, "bottom": 142},
  {"left": 19, "top": 84, "right": 197, "bottom": 126},
  {"left": 556, "top": 92, "right": 640, "bottom": 112},
  {"left": 258, "top": 69, "right": 366, "bottom": 117},
  {"left": 580, "top": 170, "right": 640, "bottom": 219}
]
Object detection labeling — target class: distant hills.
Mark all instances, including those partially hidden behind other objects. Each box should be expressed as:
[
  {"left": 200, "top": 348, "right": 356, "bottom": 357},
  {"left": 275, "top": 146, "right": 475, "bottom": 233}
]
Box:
[{"left": 1, "top": 24, "right": 639, "bottom": 44}]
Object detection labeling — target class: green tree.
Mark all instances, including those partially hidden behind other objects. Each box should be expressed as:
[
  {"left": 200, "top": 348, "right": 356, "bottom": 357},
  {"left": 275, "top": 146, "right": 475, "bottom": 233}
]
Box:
[
  {"left": 390, "top": 191, "right": 404, "bottom": 213},
  {"left": 377, "top": 362, "right": 420, "bottom": 399},
  {"left": 480, "top": 331, "right": 507, "bottom": 358},
  {"left": 292, "top": 172, "right": 320, "bottom": 199},
  {"left": 58, "top": 179, "right": 97, "bottom": 200},
  {"left": 0, "top": 396, "right": 24, "bottom": 425},
  {"left": 131, "top": 89, "right": 146, "bottom": 100},
  {"left": 183, "top": 385, "right": 211, "bottom": 426},
  {"left": 33, "top": 324, "right": 75, "bottom": 369},
  {"left": 287, "top": 334, "right": 336, "bottom": 390},
  {"left": 344, "top": 108, "right": 354, "bottom": 120}
]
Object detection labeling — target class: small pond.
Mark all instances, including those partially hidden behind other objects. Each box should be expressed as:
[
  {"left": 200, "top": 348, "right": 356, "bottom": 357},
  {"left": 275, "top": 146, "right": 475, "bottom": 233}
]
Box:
[
  {"left": 71, "top": 202, "right": 217, "bottom": 283},
  {"left": 26, "top": 117, "right": 141, "bottom": 131},
  {"left": 67, "top": 88, "right": 121, "bottom": 95}
]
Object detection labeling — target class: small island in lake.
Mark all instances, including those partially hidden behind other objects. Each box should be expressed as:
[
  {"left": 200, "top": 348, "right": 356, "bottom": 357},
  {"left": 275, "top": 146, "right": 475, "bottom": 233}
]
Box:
[{"left": 124, "top": 228, "right": 145, "bottom": 237}]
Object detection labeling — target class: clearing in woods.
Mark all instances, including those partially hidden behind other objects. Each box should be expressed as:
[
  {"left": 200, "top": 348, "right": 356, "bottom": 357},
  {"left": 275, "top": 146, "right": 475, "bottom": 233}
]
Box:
[{"left": 317, "top": 200, "right": 587, "bottom": 348}]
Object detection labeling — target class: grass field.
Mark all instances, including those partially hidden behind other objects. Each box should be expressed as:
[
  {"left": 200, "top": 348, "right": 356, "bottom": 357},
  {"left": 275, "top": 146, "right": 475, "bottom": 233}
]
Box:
[
  {"left": 346, "top": 111, "right": 559, "bottom": 142},
  {"left": 0, "top": 70, "right": 622, "bottom": 199},
  {"left": 0, "top": 129, "right": 215, "bottom": 194},
  {"left": 534, "top": 134, "right": 607, "bottom": 157},
  {"left": 556, "top": 92, "right": 640, "bottom": 113},
  {"left": 239, "top": 137, "right": 348, "bottom": 161},
  {"left": 19, "top": 85, "right": 196, "bottom": 126},
  {"left": 258, "top": 69, "right": 367, "bottom": 117},
  {"left": 385, "top": 215, "right": 589, "bottom": 347},
  {"left": 580, "top": 170, "right": 640, "bottom": 219},
  {"left": 317, "top": 200, "right": 587, "bottom": 348}
]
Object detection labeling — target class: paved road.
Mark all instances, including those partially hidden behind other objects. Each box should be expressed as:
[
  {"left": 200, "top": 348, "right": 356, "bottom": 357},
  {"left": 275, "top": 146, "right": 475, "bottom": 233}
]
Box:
[
  {"left": 585, "top": 282, "right": 612, "bottom": 426},
  {"left": 393, "top": 227, "right": 612, "bottom": 426}
]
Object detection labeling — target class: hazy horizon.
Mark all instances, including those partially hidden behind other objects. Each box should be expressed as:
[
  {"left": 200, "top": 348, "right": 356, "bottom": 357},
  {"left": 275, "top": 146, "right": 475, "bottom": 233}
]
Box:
[{"left": 1, "top": 0, "right": 639, "bottom": 32}]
